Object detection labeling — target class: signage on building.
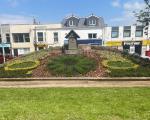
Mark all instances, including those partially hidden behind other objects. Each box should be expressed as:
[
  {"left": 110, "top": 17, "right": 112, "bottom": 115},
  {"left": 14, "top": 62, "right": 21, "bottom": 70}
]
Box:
[
  {"left": 105, "top": 41, "right": 122, "bottom": 47},
  {"left": 123, "top": 41, "right": 142, "bottom": 46},
  {"left": 0, "top": 44, "right": 11, "bottom": 48},
  {"left": 143, "top": 40, "right": 150, "bottom": 46}
]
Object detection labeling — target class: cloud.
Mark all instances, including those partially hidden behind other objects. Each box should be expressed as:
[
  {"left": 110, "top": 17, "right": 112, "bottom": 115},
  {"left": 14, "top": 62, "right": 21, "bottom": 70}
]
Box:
[
  {"left": 0, "top": 14, "right": 32, "bottom": 24},
  {"left": 110, "top": 0, "right": 146, "bottom": 26},
  {"left": 8, "top": 0, "right": 19, "bottom": 7},
  {"left": 112, "top": 0, "right": 121, "bottom": 8},
  {"left": 110, "top": 11, "right": 136, "bottom": 26},
  {"left": 123, "top": 1, "right": 145, "bottom": 11},
  {"left": 7, "top": 0, "right": 28, "bottom": 7}
]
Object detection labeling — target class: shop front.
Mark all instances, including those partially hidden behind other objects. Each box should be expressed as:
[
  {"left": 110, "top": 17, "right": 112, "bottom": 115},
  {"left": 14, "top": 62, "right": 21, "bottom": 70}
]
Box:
[
  {"left": 0, "top": 43, "right": 12, "bottom": 63},
  {"left": 123, "top": 41, "right": 142, "bottom": 55},
  {"left": 105, "top": 41, "right": 143, "bottom": 55},
  {"left": 143, "top": 40, "right": 150, "bottom": 57}
]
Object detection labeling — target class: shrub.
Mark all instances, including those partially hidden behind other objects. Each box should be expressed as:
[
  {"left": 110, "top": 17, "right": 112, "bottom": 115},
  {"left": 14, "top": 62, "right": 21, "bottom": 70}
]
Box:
[
  {"left": 102, "top": 60, "right": 139, "bottom": 70},
  {"left": 109, "top": 66, "right": 150, "bottom": 77},
  {"left": 47, "top": 55, "right": 97, "bottom": 77},
  {"left": 0, "top": 67, "right": 31, "bottom": 78},
  {"left": 5, "top": 60, "right": 40, "bottom": 71}
]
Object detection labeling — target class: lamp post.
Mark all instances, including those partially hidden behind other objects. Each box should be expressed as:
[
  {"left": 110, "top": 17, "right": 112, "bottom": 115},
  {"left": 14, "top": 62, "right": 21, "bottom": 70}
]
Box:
[{"left": 2, "top": 43, "right": 6, "bottom": 63}]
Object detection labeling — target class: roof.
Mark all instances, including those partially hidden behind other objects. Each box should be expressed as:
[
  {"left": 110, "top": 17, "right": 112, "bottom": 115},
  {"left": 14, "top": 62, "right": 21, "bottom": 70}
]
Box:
[{"left": 65, "top": 30, "right": 80, "bottom": 38}]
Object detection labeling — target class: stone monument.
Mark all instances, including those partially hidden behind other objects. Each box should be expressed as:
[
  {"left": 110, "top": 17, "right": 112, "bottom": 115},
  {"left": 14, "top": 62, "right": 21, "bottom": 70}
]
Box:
[{"left": 65, "top": 30, "right": 80, "bottom": 54}]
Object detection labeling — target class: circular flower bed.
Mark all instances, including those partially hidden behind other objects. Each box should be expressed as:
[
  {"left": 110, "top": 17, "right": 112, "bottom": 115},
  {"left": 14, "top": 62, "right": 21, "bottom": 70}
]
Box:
[
  {"left": 47, "top": 55, "right": 97, "bottom": 77},
  {"left": 102, "top": 60, "right": 139, "bottom": 70},
  {"left": 5, "top": 60, "right": 40, "bottom": 71}
]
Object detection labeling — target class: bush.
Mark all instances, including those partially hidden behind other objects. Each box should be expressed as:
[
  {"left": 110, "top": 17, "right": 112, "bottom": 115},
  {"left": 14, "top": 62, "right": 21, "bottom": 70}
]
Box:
[
  {"left": 109, "top": 66, "right": 150, "bottom": 77},
  {"left": 5, "top": 60, "right": 40, "bottom": 71},
  {"left": 47, "top": 55, "right": 97, "bottom": 77},
  {"left": 0, "top": 67, "right": 31, "bottom": 78},
  {"left": 102, "top": 60, "right": 138, "bottom": 70}
]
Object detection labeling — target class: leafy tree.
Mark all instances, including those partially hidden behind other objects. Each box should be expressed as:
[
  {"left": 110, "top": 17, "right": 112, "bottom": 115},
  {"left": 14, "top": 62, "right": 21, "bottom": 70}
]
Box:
[{"left": 135, "top": 0, "right": 150, "bottom": 27}]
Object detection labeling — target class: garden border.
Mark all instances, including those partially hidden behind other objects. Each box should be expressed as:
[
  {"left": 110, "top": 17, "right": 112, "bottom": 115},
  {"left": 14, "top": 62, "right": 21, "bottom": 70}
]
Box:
[{"left": 0, "top": 77, "right": 150, "bottom": 81}]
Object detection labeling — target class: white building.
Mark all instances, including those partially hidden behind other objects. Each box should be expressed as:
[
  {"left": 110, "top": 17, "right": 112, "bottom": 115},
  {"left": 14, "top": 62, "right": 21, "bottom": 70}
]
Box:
[
  {"left": 0, "top": 14, "right": 150, "bottom": 58},
  {"left": 104, "top": 25, "right": 150, "bottom": 57},
  {"left": 0, "top": 14, "right": 104, "bottom": 56}
]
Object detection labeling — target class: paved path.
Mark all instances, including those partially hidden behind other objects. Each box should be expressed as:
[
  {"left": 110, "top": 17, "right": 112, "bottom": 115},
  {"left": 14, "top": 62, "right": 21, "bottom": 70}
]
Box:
[{"left": 0, "top": 80, "right": 150, "bottom": 88}]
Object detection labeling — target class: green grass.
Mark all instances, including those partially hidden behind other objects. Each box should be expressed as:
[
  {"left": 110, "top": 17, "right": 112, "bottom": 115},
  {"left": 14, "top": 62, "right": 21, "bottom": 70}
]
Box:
[
  {"left": 0, "top": 88, "right": 150, "bottom": 120},
  {"left": 48, "top": 55, "right": 97, "bottom": 77}
]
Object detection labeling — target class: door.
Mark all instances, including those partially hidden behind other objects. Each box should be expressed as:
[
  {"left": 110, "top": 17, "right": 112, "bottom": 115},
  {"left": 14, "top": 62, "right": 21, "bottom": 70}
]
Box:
[
  {"left": 14, "top": 49, "right": 18, "bottom": 57},
  {"left": 123, "top": 45, "right": 130, "bottom": 52},
  {"left": 135, "top": 45, "right": 142, "bottom": 55}
]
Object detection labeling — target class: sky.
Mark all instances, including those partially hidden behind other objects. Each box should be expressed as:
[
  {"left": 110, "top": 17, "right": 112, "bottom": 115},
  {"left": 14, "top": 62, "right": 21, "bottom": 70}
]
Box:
[{"left": 0, "top": 0, "right": 146, "bottom": 26}]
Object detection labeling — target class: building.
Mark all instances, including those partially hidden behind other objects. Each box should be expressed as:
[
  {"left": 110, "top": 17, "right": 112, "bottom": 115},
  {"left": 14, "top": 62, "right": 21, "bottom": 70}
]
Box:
[
  {"left": 0, "top": 14, "right": 105, "bottom": 57},
  {"left": 0, "top": 14, "right": 150, "bottom": 58},
  {"left": 104, "top": 26, "right": 150, "bottom": 57}
]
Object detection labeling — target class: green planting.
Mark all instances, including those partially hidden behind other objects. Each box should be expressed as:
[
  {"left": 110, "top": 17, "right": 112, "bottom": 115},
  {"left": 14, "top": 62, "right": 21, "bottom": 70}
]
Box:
[
  {"left": 102, "top": 60, "right": 138, "bottom": 70},
  {"left": 0, "top": 68, "right": 30, "bottom": 78},
  {"left": 47, "top": 55, "right": 97, "bottom": 77},
  {"left": 5, "top": 61, "right": 40, "bottom": 71}
]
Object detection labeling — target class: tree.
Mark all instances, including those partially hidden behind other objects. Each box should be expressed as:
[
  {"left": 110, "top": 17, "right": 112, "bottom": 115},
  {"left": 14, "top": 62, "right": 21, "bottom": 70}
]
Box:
[{"left": 135, "top": 0, "right": 150, "bottom": 27}]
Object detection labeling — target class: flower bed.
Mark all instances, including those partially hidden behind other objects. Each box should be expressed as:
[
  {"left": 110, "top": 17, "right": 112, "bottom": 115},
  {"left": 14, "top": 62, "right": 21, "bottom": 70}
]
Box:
[{"left": 5, "top": 60, "right": 40, "bottom": 71}]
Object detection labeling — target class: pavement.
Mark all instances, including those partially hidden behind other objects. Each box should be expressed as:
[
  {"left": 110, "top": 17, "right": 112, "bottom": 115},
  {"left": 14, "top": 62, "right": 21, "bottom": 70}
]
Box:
[{"left": 0, "top": 80, "right": 150, "bottom": 88}]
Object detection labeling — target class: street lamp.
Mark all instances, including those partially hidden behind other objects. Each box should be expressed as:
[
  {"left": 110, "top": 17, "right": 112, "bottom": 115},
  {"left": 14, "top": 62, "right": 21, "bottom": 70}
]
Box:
[{"left": 2, "top": 43, "right": 6, "bottom": 63}]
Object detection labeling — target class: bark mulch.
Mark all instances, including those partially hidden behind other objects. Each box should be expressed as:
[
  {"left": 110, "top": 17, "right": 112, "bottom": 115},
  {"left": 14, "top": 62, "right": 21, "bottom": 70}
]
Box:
[{"left": 83, "top": 50, "right": 107, "bottom": 77}]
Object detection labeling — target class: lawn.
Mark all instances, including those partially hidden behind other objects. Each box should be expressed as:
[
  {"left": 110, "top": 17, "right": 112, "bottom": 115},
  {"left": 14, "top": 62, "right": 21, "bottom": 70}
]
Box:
[{"left": 0, "top": 88, "right": 150, "bottom": 120}]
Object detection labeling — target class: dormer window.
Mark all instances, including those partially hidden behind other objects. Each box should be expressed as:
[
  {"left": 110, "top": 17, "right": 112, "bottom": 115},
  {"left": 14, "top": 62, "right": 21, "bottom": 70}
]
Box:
[
  {"left": 89, "top": 19, "right": 96, "bottom": 26},
  {"left": 69, "top": 20, "right": 75, "bottom": 26}
]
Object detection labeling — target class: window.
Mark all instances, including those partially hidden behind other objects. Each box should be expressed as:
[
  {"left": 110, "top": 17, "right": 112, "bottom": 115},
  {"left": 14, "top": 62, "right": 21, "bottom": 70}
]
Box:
[
  {"left": 6, "top": 34, "right": 10, "bottom": 43},
  {"left": 135, "top": 26, "right": 143, "bottom": 37},
  {"left": 123, "top": 26, "right": 131, "bottom": 37},
  {"left": 69, "top": 20, "right": 75, "bottom": 26},
  {"left": 23, "top": 48, "right": 30, "bottom": 54},
  {"left": 111, "top": 27, "right": 119, "bottom": 38},
  {"left": 54, "top": 32, "right": 58, "bottom": 43},
  {"left": 88, "top": 33, "right": 97, "bottom": 39},
  {"left": 89, "top": 19, "right": 96, "bottom": 26},
  {"left": 37, "top": 32, "right": 44, "bottom": 42},
  {"left": 0, "top": 34, "right": 2, "bottom": 43},
  {"left": 13, "top": 33, "right": 30, "bottom": 43},
  {"left": 24, "top": 33, "right": 30, "bottom": 42},
  {"left": 18, "top": 48, "right": 30, "bottom": 55}
]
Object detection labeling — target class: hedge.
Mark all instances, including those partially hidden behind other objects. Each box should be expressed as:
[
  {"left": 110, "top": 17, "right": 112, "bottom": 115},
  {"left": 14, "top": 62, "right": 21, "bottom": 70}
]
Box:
[
  {"left": 4, "top": 60, "right": 40, "bottom": 71},
  {"left": 102, "top": 60, "right": 139, "bottom": 70}
]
